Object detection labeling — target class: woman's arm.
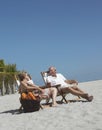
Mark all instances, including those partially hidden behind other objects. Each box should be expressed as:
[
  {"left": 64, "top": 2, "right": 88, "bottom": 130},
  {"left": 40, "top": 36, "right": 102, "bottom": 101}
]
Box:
[{"left": 21, "top": 81, "right": 44, "bottom": 92}]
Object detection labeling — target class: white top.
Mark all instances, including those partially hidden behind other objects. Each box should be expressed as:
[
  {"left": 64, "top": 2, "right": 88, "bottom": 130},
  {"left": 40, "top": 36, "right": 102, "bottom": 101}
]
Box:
[
  {"left": 27, "top": 79, "right": 34, "bottom": 85},
  {"left": 16, "top": 79, "right": 34, "bottom": 87},
  {"left": 46, "top": 73, "right": 70, "bottom": 88}
]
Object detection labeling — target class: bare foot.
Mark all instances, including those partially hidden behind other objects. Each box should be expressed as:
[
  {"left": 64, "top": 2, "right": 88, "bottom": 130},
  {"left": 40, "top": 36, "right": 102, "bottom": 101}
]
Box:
[{"left": 51, "top": 103, "right": 58, "bottom": 107}]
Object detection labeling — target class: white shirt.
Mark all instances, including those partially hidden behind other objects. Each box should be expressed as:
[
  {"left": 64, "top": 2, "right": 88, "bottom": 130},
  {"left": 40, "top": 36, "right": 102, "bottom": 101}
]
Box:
[{"left": 46, "top": 73, "right": 69, "bottom": 88}]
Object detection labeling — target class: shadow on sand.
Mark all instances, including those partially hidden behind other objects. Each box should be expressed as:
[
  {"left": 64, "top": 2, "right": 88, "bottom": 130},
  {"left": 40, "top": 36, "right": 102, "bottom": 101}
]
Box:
[
  {"left": 0, "top": 109, "right": 22, "bottom": 115},
  {"left": 0, "top": 99, "right": 88, "bottom": 115},
  {"left": 41, "top": 99, "right": 88, "bottom": 108}
]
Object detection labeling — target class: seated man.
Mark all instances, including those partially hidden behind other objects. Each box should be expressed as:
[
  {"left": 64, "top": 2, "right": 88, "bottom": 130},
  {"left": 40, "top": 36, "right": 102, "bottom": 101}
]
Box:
[
  {"left": 18, "top": 72, "right": 58, "bottom": 107},
  {"left": 46, "top": 66, "right": 93, "bottom": 102}
]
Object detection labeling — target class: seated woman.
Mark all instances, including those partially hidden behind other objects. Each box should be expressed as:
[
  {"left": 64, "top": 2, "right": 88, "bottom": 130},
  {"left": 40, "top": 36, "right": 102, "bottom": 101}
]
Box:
[{"left": 18, "top": 72, "right": 58, "bottom": 107}]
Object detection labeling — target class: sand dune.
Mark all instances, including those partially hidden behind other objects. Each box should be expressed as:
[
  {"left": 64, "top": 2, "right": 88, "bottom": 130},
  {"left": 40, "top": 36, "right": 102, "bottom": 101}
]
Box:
[{"left": 0, "top": 80, "right": 102, "bottom": 130}]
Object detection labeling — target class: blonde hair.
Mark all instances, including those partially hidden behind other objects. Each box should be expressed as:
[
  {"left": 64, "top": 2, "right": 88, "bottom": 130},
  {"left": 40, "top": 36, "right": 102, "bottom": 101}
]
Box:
[{"left": 18, "top": 73, "right": 26, "bottom": 81}]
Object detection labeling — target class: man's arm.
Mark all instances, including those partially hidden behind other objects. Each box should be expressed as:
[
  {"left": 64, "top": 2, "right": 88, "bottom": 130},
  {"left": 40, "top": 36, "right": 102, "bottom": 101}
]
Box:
[
  {"left": 65, "top": 80, "right": 78, "bottom": 85},
  {"left": 46, "top": 82, "right": 52, "bottom": 87}
]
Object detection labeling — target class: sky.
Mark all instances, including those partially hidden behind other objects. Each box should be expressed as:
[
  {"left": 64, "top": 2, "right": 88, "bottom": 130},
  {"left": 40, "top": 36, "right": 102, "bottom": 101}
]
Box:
[{"left": 0, "top": 0, "right": 102, "bottom": 85}]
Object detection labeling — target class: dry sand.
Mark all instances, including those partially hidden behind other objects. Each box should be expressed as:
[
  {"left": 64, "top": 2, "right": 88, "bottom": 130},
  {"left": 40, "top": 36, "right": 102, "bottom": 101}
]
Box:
[{"left": 0, "top": 80, "right": 102, "bottom": 130}]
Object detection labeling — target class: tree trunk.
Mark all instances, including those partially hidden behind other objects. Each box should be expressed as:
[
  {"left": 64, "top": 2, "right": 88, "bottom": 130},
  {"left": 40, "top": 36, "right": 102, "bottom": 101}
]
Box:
[
  {"left": 1, "top": 78, "right": 5, "bottom": 96},
  {"left": 11, "top": 84, "right": 16, "bottom": 94}
]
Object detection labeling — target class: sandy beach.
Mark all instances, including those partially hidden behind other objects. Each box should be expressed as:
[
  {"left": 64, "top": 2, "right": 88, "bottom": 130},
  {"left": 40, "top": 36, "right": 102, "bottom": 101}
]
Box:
[{"left": 0, "top": 80, "right": 102, "bottom": 130}]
